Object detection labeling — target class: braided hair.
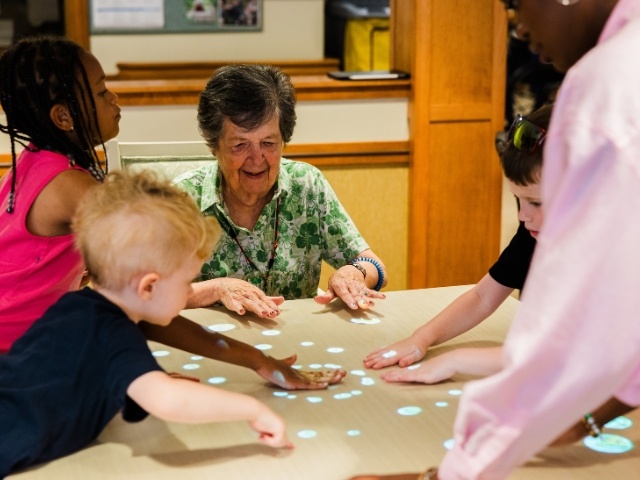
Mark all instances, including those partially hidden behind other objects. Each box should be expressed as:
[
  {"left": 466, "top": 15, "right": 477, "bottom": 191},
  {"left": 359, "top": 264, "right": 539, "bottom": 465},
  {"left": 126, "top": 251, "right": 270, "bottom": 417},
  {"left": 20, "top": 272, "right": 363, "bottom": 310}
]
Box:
[{"left": 0, "top": 36, "right": 107, "bottom": 213}]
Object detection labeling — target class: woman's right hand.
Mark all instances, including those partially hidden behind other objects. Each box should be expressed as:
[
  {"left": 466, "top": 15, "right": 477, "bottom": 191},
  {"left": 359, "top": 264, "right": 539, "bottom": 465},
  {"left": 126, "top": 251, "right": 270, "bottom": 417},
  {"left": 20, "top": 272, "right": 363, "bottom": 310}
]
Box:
[
  {"left": 255, "top": 354, "right": 347, "bottom": 390},
  {"left": 188, "top": 277, "right": 284, "bottom": 318},
  {"left": 363, "top": 336, "right": 427, "bottom": 369}
]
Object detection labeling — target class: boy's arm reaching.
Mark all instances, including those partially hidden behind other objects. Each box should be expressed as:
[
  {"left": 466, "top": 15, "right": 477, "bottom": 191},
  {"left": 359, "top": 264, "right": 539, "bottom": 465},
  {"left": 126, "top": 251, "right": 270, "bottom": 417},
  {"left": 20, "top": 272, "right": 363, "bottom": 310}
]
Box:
[
  {"left": 127, "top": 371, "right": 294, "bottom": 449},
  {"left": 139, "top": 315, "right": 346, "bottom": 390},
  {"left": 364, "top": 275, "right": 512, "bottom": 369}
]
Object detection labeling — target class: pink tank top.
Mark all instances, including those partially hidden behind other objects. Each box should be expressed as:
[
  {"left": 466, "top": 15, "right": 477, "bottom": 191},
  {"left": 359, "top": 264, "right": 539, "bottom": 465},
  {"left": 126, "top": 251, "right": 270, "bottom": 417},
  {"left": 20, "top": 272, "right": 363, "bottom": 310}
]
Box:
[{"left": 0, "top": 147, "right": 88, "bottom": 352}]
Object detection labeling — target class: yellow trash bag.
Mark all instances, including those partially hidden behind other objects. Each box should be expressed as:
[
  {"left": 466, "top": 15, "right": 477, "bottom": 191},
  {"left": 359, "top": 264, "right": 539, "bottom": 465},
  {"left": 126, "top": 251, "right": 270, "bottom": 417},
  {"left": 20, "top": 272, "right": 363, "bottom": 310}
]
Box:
[{"left": 344, "top": 18, "right": 390, "bottom": 71}]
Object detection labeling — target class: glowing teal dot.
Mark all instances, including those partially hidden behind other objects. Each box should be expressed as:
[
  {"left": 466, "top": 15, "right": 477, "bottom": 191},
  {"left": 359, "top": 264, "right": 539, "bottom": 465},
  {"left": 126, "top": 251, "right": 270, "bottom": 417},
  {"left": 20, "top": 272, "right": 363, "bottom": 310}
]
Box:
[
  {"left": 350, "top": 369, "right": 366, "bottom": 376},
  {"left": 334, "top": 393, "right": 352, "bottom": 400},
  {"left": 347, "top": 430, "right": 361, "bottom": 436},
  {"left": 309, "top": 363, "right": 322, "bottom": 369},
  {"left": 443, "top": 438, "right": 455, "bottom": 450},
  {"left": 190, "top": 355, "right": 203, "bottom": 361},
  {"left": 583, "top": 433, "right": 634, "bottom": 454},
  {"left": 263, "top": 329, "right": 281, "bottom": 336},
  {"left": 254, "top": 344, "right": 272, "bottom": 350},
  {"left": 448, "top": 389, "right": 463, "bottom": 396},
  {"left": 351, "top": 390, "right": 362, "bottom": 396},
  {"left": 327, "top": 347, "right": 344, "bottom": 353},
  {"left": 297, "top": 430, "right": 318, "bottom": 439},
  {"left": 182, "top": 363, "right": 200, "bottom": 370},
  {"left": 152, "top": 350, "right": 170, "bottom": 357},
  {"left": 324, "top": 363, "right": 342, "bottom": 369},
  {"left": 292, "top": 364, "right": 302, "bottom": 369},
  {"left": 435, "top": 401, "right": 448, "bottom": 407},
  {"left": 361, "top": 377, "right": 375, "bottom": 386},
  {"left": 604, "top": 416, "right": 633, "bottom": 430},
  {"left": 350, "top": 318, "right": 381, "bottom": 325},
  {"left": 382, "top": 350, "right": 397, "bottom": 359},
  {"left": 397, "top": 406, "right": 422, "bottom": 416},
  {"left": 287, "top": 394, "right": 297, "bottom": 399},
  {"left": 207, "top": 323, "right": 236, "bottom": 332},
  {"left": 408, "top": 364, "right": 421, "bottom": 370},
  {"left": 207, "top": 377, "right": 226, "bottom": 385},
  {"left": 307, "top": 396, "right": 323, "bottom": 403},
  {"left": 273, "top": 391, "right": 288, "bottom": 397},
  {"left": 301, "top": 341, "right": 314, "bottom": 346}
]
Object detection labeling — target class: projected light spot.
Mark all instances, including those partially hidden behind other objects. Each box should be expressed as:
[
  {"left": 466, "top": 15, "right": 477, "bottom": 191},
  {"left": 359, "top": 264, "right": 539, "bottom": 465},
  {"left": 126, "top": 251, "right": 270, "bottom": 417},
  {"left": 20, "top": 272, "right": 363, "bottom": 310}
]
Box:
[
  {"left": 361, "top": 377, "right": 375, "bottom": 386},
  {"left": 324, "top": 363, "right": 342, "bottom": 369},
  {"left": 292, "top": 365, "right": 302, "bottom": 370},
  {"left": 207, "top": 377, "right": 226, "bottom": 385},
  {"left": 309, "top": 363, "right": 322, "bottom": 369},
  {"left": 350, "top": 370, "right": 366, "bottom": 376},
  {"left": 583, "top": 434, "right": 634, "bottom": 454},
  {"left": 351, "top": 390, "right": 363, "bottom": 396},
  {"left": 397, "top": 406, "right": 422, "bottom": 416},
  {"left": 216, "top": 339, "right": 229, "bottom": 349},
  {"left": 287, "top": 394, "right": 297, "bottom": 399},
  {"left": 263, "top": 329, "right": 281, "bottom": 336},
  {"left": 435, "top": 401, "right": 449, "bottom": 407},
  {"left": 272, "top": 371, "right": 285, "bottom": 384},
  {"left": 327, "top": 347, "right": 344, "bottom": 353},
  {"left": 207, "top": 323, "right": 236, "bottom": 332},
  {"left": 307, "top": 396, "right": 323, "bottom": 403},
  {"left": 254, "top": 344, "right": 272, "bottom": 351},
  {"left": 273, "top": 391, "right": 288, "bottom": 397},
  {"left": 183, "top": 364, "right": 200, "bottom": 370},
  {"left": 297, "top": 430, "right": 318, "bottom": 439},
  {"left": 350, "top": 318, "right": 381, "bottom": 325},
  {"left": 301, "top": 341, "right": 314, "bottom": 346},
  {"left": 152, "top": 350, "right": 170, "bottom": 357},
  {"left": 382, "top": 350, "right": 397, "bottom": 359},
  {"left": 334, "top": 393, "right": 352, "bottom": 400},
  {"left": 605, "top": 416, "right": 633, "bottom": 430},
  {"left": 448, "top": 389, "right": 463, "bottom": 396},
  {"left": 347, "top": 430, "right": 361, "bottom": 436},
  {"left": 190, "top": 355, "right": 203, "bottom": 361},
  {"left": 408, "top": 364, "right": 422, "bottom": 370},
  {"left": 444, "top": 438, "right": 455, "bottom": 450}
]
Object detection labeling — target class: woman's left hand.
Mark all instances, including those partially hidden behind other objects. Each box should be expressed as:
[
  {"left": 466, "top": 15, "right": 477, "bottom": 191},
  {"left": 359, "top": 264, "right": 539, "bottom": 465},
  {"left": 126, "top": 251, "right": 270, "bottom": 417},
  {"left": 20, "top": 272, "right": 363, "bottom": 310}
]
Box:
[{"left": 315, "top": 265, "right": 385, "bottom": 310}]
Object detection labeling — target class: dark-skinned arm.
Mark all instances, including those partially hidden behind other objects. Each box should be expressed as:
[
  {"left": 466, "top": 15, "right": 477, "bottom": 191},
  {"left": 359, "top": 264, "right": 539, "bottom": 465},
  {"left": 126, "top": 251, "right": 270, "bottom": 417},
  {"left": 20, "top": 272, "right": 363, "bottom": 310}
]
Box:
[{"left": 139, "top": 314, "right": 346, "bottom": 390}]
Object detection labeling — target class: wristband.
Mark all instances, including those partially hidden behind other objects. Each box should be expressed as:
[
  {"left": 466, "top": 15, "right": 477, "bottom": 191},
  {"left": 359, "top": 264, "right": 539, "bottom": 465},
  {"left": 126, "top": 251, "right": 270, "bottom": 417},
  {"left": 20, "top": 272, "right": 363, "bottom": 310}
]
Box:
[
  {"left": 352, "top": 256, "right": 385, "bottom": 291},
  {"left": 348, "top": 262, "right": 367, "bottom": 280}
]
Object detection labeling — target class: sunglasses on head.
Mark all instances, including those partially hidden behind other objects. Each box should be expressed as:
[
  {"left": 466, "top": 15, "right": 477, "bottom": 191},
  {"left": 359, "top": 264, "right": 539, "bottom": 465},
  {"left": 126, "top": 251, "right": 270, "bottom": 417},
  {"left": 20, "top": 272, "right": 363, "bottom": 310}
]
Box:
[{"left": 507, "top": 114, "right": 547, "bottom": 153}]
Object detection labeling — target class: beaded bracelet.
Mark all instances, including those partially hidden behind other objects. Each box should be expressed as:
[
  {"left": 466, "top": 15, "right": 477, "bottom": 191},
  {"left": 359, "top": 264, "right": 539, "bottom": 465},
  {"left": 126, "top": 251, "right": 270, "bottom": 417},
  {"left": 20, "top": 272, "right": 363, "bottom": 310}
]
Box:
[
  {"left": 582, "top": 413, "right": 602, "bottom": 438},
  {"left": 351, "top": 256, "right": 385, "bottom": 291}
]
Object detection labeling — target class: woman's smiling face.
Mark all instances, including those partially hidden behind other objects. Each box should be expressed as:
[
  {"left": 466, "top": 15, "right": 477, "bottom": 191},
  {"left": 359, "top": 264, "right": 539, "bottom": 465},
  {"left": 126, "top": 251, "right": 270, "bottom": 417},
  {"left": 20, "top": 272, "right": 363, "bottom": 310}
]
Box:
[{"left": 216, "top": 115, "right": 282, "bottom": 206}]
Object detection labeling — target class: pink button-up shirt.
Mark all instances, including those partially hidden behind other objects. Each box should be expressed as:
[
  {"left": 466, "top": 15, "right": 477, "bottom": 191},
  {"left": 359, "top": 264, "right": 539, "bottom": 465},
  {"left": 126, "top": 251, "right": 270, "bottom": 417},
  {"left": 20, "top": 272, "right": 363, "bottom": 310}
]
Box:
[{"left": 439, "top": 1, "right": 640, "bottom": 478}]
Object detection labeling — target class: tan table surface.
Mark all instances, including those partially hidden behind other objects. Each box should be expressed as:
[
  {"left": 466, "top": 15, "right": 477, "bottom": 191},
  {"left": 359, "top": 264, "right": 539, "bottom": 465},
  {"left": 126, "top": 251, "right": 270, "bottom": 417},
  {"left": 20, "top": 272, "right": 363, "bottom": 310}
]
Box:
[{"left": 10, "top": 286, "right": 640, "bottom": 479}]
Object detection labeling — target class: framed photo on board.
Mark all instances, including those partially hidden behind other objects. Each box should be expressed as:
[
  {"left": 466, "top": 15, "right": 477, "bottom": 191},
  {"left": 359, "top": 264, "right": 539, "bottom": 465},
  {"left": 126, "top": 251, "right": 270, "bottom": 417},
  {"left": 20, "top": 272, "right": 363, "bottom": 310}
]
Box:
[{"left": 91, "top": 0, "right": 263, "bottom": 34}]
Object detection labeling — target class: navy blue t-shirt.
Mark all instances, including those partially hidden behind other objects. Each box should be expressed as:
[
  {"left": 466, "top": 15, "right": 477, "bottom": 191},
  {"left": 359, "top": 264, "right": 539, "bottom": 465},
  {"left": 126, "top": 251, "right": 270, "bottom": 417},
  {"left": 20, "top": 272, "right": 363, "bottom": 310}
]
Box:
[
  {"left": 0, "top": 288, "right": 163, "bottom": 477},
  {"left": 488, "top": 222, "right": 537, "bottom": 291}
]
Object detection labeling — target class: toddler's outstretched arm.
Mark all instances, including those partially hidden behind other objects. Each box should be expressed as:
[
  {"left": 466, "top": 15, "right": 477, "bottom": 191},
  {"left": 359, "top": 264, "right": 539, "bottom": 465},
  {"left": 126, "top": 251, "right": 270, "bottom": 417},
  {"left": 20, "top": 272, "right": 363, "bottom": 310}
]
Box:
[{"left": 128, "top": 371, "right": 294, "bottom": 449}]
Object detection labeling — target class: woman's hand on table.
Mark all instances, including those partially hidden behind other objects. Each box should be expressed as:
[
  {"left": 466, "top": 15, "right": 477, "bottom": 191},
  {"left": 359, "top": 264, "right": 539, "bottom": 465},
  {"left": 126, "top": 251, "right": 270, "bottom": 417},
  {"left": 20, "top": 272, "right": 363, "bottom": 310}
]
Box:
[
  {"left": 255, "top": 353, "right": 347, "bottom": 390},
  {"left": 363, "top": 337, "right": 427, "bottom": 369},
  {"left": 315, "top": 265, "right": 385, "bottom": 310},
  {"left": 188, "top": 277, "right": 284, "bottom": 318}
]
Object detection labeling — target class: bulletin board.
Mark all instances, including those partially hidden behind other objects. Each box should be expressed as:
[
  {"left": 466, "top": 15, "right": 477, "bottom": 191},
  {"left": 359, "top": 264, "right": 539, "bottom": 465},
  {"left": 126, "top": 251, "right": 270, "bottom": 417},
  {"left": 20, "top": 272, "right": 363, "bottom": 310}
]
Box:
[{"left": 90, "top": 0, "right": 262, "bottom": 34}]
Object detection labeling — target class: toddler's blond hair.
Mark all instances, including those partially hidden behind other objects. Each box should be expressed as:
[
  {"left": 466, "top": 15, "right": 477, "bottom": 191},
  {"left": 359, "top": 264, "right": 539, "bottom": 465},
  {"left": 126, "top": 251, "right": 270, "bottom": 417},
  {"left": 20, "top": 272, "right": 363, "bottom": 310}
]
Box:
[{"left": 73, "top": 170, "right": 220, "bottom": 291}]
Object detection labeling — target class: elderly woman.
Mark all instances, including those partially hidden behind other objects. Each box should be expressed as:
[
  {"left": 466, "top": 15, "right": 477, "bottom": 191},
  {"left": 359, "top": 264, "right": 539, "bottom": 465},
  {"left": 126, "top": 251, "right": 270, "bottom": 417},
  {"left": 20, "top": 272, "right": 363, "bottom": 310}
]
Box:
[{"left": 175, "top": 64, "right": 387, "bottom": 318}]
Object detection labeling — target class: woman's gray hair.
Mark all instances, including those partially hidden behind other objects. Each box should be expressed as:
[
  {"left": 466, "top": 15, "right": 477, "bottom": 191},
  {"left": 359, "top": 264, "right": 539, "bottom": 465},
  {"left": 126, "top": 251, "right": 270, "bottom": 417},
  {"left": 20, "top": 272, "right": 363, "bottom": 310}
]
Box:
[{"left": 197, "top": 64, "right": 297, "bottom": 150}]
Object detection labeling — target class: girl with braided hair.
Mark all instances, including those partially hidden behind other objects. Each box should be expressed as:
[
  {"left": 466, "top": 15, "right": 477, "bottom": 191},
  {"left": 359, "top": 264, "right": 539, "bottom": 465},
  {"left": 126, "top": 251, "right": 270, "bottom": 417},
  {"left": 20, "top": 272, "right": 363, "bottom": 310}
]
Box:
[{"left": 0, "top": 36, "right": 121, "bottom": 351}]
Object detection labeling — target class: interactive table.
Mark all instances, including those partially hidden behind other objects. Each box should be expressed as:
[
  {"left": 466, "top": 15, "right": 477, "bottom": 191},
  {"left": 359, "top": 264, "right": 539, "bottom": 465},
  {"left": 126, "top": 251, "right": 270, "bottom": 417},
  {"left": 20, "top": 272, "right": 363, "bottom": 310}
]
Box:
[{"left": 10, "top": 287, "right": 640, "bottom": 479}]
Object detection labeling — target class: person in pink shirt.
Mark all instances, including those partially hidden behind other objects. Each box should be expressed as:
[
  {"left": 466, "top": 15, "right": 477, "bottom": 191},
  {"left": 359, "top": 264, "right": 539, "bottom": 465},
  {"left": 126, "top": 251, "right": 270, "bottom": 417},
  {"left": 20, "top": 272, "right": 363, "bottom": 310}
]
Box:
[{"left": 352, "top": 0, "right": 640, "bottom": 478}]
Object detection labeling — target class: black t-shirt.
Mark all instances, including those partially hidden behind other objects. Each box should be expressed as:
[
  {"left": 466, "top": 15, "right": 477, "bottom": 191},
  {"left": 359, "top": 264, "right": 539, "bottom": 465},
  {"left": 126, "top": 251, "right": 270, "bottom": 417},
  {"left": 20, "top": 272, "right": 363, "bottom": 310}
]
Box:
[
  {"left": 0, "top": 288, "right": 163, "bottom": 477},
  {"left": 488, "top": 222, "right": 537, "bottom": 291}
]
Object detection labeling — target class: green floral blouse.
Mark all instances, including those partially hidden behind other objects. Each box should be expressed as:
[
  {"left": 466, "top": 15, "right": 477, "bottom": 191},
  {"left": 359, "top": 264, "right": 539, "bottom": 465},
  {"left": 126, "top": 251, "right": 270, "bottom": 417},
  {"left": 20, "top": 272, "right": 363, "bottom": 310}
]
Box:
[{"left": 174, "top": 159, "right": 368, "bottom": 299}]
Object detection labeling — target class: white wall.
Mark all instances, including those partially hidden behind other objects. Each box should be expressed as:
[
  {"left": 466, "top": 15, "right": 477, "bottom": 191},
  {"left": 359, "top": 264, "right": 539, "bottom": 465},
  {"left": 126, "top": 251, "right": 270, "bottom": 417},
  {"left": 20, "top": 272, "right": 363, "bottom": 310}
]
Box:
[{"left": 91, "top": 0, "right": 325, "bottom": 75}]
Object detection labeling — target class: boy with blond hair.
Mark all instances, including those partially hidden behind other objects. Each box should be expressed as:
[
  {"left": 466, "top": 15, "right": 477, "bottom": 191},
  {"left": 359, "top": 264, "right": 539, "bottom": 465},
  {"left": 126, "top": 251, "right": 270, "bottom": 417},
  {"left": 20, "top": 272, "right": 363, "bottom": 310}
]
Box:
[{"left": 0, "top": 171, "right": 292, "bottom": 477}]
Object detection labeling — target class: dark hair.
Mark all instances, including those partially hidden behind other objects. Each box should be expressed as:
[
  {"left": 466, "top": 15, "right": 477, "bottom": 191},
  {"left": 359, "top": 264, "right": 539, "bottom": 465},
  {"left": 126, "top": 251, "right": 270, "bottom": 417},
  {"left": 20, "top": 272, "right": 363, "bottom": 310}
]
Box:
[
  {"left": 500, "top": 103, "right": 553, "bottom": 186},
  {"left": 0, "top": 36, "right": 106, "bottom": 212},
  {"left": 197, "top": 64, "right": 297, "bottom": 150}
]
